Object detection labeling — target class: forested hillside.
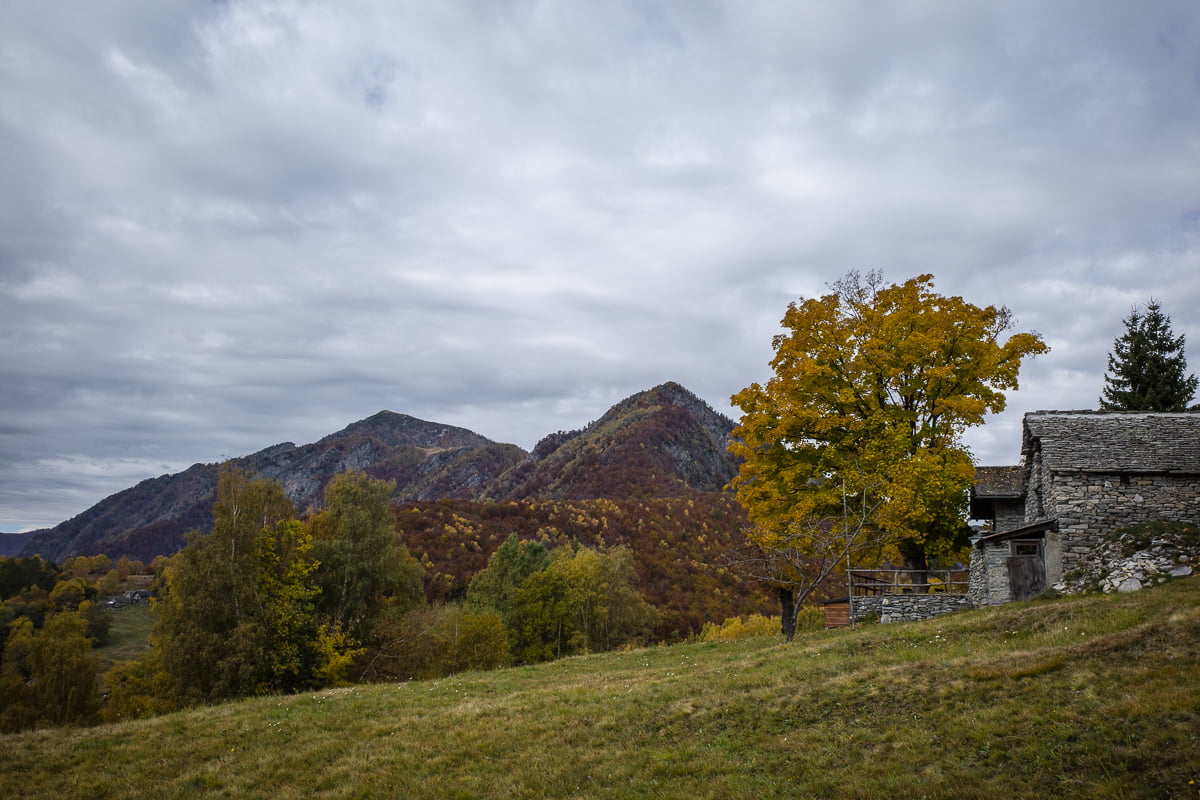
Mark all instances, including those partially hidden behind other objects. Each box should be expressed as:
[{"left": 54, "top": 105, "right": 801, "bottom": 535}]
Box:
[{"left": 394, "top": 494, "right": 776, "bottom": 639}]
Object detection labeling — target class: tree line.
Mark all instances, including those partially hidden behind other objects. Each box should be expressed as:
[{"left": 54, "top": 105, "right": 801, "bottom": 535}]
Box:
[
  {"left": 0, "top": 554, "right": 117, "bottom": 731},
  {"left": 0, "top": 468, "right": 666, "bottom": 730},
  {"left": 392, "top": 494, "right": 776, "bottom": 636}
]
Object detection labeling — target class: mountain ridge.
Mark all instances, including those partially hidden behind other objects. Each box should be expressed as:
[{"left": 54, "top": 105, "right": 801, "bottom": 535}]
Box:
[{"left": 18, "top": 383, "right": 740, "bottom": 563}]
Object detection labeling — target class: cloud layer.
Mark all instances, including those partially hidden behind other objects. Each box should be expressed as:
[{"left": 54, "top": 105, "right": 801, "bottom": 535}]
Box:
[{"left": 3, "top": 1, "right": 1199, "bottom": 529}]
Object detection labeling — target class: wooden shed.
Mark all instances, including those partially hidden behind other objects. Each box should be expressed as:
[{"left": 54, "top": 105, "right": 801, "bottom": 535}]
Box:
[{"left": 820, "top": 597, "right": 851, "bottom": 629}]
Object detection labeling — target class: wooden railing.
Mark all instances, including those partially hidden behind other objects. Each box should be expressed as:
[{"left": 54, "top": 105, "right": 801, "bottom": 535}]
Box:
[{"left": 849, "top": 568, "right": 969, "bottom": 596}]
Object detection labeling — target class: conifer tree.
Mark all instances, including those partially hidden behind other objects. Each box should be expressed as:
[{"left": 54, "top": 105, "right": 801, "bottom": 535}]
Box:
[{"left": 1100, "top": 300, "right": 1197, "bottom": 412}]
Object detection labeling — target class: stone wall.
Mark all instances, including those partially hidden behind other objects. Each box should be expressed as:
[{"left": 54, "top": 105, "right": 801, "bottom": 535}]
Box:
[
  {"left": 1043, "top": 471, "right": 1200, "bottom": 582},
  {"left": 993, "top": 499, "right": 1026, "bottom": 535},
  {"left": 967, "top": 540, "right": 1016, "bottom": 607},
  {"left": 1024, "top": 448, "right": 1047, "bottom": 521},
  {"left": 967, "top": 543, "right": 988, "bottom": 606},
  {"left": 850, "top": 594, "right": 973, "bottom": 624}
]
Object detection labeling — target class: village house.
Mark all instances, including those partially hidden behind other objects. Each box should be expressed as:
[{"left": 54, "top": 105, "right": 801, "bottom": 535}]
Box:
[
  {"left": 968, "top": 411, "right": 1200, "bottom": 607},
  {"left": 968, "top": 465, "right": 1025, "bottom": 533}
]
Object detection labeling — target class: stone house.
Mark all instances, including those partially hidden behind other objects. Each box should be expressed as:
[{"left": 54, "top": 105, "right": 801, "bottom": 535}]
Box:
[
  {"left": 968, "top": 465, "right": 1025, "bottom": 532},
  {"left": 968, "top": 411, "right": 1200, "bottom": 607}
]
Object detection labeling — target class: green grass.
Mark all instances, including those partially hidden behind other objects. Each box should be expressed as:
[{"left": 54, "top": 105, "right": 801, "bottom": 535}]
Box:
[
  {"left": 6, "top": 580, "right": 1200, "bottom": 799},
  {"left": 95, "top": 604, "right": 156, "bottom": 670}
]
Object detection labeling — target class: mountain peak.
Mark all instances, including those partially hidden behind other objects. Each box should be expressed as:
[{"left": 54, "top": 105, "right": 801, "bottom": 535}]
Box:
[
  {"left": 487, "top": 382, "right": 737, "bottom": 501},
  {"left": 602, "top": 382, "right": 733, "bottom": 447},
  {"left": 320, "top": 411, "right": 495, "bottom": 450},
  {"left": 644, "top": 380, "right": 697, "bottom": 402}
]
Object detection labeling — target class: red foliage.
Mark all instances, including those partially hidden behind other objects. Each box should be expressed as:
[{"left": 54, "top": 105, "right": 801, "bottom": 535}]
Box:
[{"left": 392, "top": 493, "right": 775, "bottom": 640}]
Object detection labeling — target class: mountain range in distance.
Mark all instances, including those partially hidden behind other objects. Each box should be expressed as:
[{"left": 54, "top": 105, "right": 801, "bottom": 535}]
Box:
[{"left": 15, "top": 382, "right": 742, "bottom": 563}]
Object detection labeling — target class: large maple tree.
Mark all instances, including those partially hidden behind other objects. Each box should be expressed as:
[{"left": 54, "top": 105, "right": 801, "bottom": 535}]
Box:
[{"left": 729, "top": 272, "right": 1047, "bottom": 628}]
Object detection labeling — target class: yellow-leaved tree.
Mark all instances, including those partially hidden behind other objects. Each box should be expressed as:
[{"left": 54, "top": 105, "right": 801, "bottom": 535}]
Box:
[{"left": 729, "top": 271, "right": 1048, "bottom": 636}]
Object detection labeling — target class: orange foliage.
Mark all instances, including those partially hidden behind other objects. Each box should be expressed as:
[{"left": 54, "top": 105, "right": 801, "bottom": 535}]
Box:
[{"left": 392, "top": 494, "right": 775, "bottom": 640}]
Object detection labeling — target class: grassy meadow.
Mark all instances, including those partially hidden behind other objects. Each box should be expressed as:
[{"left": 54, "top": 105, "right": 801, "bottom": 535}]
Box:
[
  {"left": 4, "top": 579, "right": 1200, "bottom": 799},
  {"left": 95, "top": 604, "right": 156, "bottom": 671}
]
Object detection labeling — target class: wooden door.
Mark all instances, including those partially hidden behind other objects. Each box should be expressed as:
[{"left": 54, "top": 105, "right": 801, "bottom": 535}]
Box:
[{"left": 1007, "top": 553, "right": 1046, "bottom": 602}]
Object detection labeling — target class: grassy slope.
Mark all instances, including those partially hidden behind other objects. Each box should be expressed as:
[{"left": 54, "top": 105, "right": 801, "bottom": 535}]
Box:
[
  {"left": 95, "top": 604, "right": 156, "bottom": 670},
  {"left": 5, "top": 580, "right": 1200, "bottom": 800}
]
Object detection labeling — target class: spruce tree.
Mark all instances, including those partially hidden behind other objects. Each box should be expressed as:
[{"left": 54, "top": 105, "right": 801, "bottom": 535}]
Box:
[{"left": 1099, "top": 300, "right": 1197, "bottom": 411}]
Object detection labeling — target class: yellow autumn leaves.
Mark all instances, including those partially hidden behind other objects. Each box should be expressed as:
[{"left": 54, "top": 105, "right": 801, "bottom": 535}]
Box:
[{"left": 730, "top": 272, "right": 1047, "bottom": 572}]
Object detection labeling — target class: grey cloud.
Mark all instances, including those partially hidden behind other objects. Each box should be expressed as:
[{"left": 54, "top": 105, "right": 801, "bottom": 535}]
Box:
[{"left": 3, "top": 0, "right": 1200, "bottom": 529}]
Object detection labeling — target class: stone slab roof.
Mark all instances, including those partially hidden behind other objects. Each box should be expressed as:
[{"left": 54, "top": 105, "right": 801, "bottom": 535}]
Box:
[
  {"left": 1022, "top": 411, "right": 1200, "bottom": 474},
  {"left": 972, "top": 465, "right": 1025, "bottom": 498},
  {"left": 973, "top": 518, "right": 1057, "bottom": 546}
]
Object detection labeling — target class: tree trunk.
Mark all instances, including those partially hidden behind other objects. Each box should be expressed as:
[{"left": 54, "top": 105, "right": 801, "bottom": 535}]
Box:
[
  {"left": 779, "top": 587, "right": 796, "bottom": 641},
  {"left": 901, "top": 549, "right": 930, "bottom": 594}
]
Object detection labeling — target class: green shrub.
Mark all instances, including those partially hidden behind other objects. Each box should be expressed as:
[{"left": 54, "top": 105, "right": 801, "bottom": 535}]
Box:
[
  {"left": 794, "top": 606, "right": 824, "bottom": 633},
  {"left": 364, "top": 605, "right": 510, "bottom": 681}
]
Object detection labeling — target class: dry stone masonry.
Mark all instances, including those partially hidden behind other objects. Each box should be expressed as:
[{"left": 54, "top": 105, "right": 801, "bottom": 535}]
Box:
[
  {"left": 1055, "top": 521, "right": 1199, "bottom": 596},
  {"left": 968, "top": 411, "right": 1200, "bottom": 607},
  {"left": 850, "top": 594, "right": 973, "bottom": 624}
]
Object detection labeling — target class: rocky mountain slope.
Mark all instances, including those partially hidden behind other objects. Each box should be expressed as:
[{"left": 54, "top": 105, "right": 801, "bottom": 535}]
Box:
[
  {"left": 483, "top": 382, "right": 737, "bottom": 501},
  {"left": 19, "top": 383, "right": 740, "bottom": 563},
  {"left": 0, "top": 531, "right": 36, "bottom": 558},
  {"left": 19, "top": 414, "right": 523, "bottom": 563}
]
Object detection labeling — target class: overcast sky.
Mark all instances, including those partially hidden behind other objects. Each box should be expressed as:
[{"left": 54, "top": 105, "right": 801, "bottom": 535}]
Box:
[{"left": 3, "top": 1, "right": 1200, "bottom": 532}]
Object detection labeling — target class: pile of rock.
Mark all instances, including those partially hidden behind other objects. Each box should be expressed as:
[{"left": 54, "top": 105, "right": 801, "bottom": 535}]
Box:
[{"left": 1055, "top": 520, "right": 1199, "bottom": 595}]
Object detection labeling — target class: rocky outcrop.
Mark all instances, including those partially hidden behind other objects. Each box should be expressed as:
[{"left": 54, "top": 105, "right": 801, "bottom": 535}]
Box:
[{"left": 1055, "top": 520, "right": 1200, "bottom": 595}]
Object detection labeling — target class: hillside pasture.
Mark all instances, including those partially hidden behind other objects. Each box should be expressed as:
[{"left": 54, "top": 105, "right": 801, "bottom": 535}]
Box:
[{"left": 3, "top": 579, "right": 1199, "bottom": 799}]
